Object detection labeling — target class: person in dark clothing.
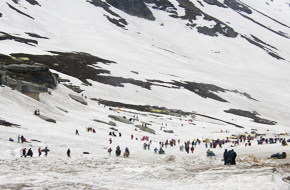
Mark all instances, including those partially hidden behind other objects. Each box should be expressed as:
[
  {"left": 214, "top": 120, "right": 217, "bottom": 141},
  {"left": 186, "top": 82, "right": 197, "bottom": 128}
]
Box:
[
  {"left": 226, "top": 150, "right": 233, "bottom": 165},
  {"left": 21, "top": 135, "right": 24, "bottom": 143},
  {"left": 27, "top": 148, "right": 33, "bottom": 157},
  {"left": 43, "top": 147, "right": 49, "bottom": 157},
  {"left": 67, "top": 148, "right": 71, "bottom": 157},
  {"left": 231, "top": 149, "right": 237, "bottom": 165},
  {"left": 76, "top": 129, "right": 79, "bottom": 135},
  {"left": 21, "top": 148, "right": 26, "bottom": 157},
  {"left": 223, "top": 149, "right": 228, "bottom": 165},
  {"left": 38, "top": 147, "right": 41, "bottom": 157}
]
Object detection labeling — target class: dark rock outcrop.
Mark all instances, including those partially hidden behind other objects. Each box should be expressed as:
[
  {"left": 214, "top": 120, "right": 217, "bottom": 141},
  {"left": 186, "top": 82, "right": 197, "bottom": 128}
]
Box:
[
  {"left": 0, "top": 31, "right": 38, "bottom": 46},
  {"left": 0, "top": 119, "right": 20, "bottom": 127},
  {"left": 26, "top": 0, "right": 41, "bottom": 6},
  {"left": 6, "top": 2, "right": 35, "bottom": 20},
  {"left": 203, "top": 0, "right": 227, "bottom": 8},
  {"left": 224, "top": 0, "right": 252, "bottom": 14},
  {"left": 106, "top": 0, "right": 156, "bottom": 20},
  {"left": 11, "top": 52, "right": 114, "bottom": 85},
  {"left": 0, "top": 55, "right": 58, "bottom": 100},
  {"left": 224, "top": 109, "right": 277, "bottom": 125}
]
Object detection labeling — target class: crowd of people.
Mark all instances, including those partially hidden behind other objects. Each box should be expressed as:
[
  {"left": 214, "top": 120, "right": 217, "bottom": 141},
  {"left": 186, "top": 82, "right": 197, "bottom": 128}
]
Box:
[{"left": 7, "top": 106, "right": 288, "bottom": 166}]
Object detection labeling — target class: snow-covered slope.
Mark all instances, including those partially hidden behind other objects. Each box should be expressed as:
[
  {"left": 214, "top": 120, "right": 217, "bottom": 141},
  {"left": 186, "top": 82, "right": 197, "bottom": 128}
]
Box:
[{"left": 1, "top": 0, "right": 290, "bottom": 189}]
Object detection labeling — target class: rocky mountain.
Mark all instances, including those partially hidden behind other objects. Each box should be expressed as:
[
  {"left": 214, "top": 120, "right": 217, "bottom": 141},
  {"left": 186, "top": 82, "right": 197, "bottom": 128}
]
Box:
[{"left": 1, "top": 0, "right": 290, "bottom": 127}]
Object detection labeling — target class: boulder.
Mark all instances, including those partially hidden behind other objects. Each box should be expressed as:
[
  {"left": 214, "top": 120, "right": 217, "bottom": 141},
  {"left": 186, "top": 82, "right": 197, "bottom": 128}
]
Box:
[
  {"left": 108, "top": 121, "right": 116, "bottom": 126},
  {"left": 135, "top": 125, "right": 155, "bottom": 134},
  {"left": 163, "top": 130, "right": 174, "bottom": 133},
  {"left": 56, "top": 106, "right": 68, "bottom": 113},
  {"left": 69, "top": 94, "right": 87, "bottom": 105},
  {"left": 108, "top": 115, "right": 132, "bottom": 124},
  {"left": 37, "top": 115, "right": 56, "bottom": 123},
  {"left": 3, "top": 63, "right": 49, "bottom": 72}
]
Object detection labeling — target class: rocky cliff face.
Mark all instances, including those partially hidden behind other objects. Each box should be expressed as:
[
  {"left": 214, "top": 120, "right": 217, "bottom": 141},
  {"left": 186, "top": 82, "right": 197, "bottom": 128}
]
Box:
[{"left": 0, "top": 54, "right": 58, "bottom": 100}]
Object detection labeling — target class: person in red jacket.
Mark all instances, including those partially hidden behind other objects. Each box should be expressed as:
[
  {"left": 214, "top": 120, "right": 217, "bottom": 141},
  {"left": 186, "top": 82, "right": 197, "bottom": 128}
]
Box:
[{"left": 190, "top": 146, "right": 194, "bottom": 153}]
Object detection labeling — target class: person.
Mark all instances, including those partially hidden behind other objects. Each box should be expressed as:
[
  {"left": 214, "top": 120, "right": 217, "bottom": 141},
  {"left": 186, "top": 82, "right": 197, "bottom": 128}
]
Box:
[
  {"left": 109, "top": 138, "right": 112, "bottom": 144},
  {"left": 180, "top": 145, "right": 184, "bottom": 151},
  {"left": 231, "top": 149, "right": 237, "bottom": 165},
  {"left": 154, "top": 147, "right": 158, "bottom": 154},
  {"left": 76, "top": 129, "right": 79, "bottom": 135},
  {"left": 21, "top": 135, "right": 24, "bottom": 143},
  {"left": 21, "top": 148, "right": 26, "bottom": 157},
  {"left": 223, "top": 149, "right": 228, "bottom": 165},
  {"left": 119, "top": 132, "right": 122, "bottom": 137},
  {"left": 190, "top": 146, "right": 194, "bottom": 153},
  {"left": 125, "top": 147, "right": 129, "bottom": 153},
  {"left": 159, "top": 147, "right": 165, "bottom": 154},
  {"left": 43, "top": 147, "right": 49, "bottom": 157},
  {"left": 131, "top": 134, "right": 133, "bottom": 140},
  {"left": 18, "top": 135, "right": 20, "bottom": 143},
  {"left": 108, "top": 147, "right": 112, "bottom": 156},
  {"left": 116, "top": 145, "right": 121, "bottom": 156},
  {"left": 67, "top": 148, "right": 71, "bottom": 157},
  {"left": 34, "top": 109, "right": 40, "bottom": 115},
  {"left": 27, "top": 148, "right": 33, "bottom": 157},
  {"left": 38, "top": 147, "right": 41, "bottom": 157},
  {"left": 9, "top": 138, "right": 14, "bottom": 142}
]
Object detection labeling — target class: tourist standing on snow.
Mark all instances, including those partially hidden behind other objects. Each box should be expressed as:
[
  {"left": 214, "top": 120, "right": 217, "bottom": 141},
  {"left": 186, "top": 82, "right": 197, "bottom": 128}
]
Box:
[
  {"left": 223, "top": 149, "right": 228, "bottom": 165},
  {"left": 21, "top": 135, "right": 24, "bottom": 143},
  {"left": 190, "top": 146, "right": 194, "bottom": 153},
  {"left": 21, "top": 148, "right": 26, "bottom": 157},
  {"left": 108, "top": 147, "right": 112, "bottom": 156},
  {"left": 76, "top": 129, "right": 79, "bottom": 135},
  {"left": 154, "top": 147, "right": 158, "bottom": 154},
  {"left": 43, "top": 147, "right": 49, "bottom": 157},
  {"left": 67, "top": 148, "right": 71, "bottom": 157},
  {"left": 38, "top": 147, "right": 41, "bottom": 157},
  {"left": 18, "top": 135, "right": 20, "bottom": 143},
  {"left": 231, "top": 149, "right": 237, "bottom": 165},
  {"left": 27, "top": 148, "right": 33, "bottom": 157}
]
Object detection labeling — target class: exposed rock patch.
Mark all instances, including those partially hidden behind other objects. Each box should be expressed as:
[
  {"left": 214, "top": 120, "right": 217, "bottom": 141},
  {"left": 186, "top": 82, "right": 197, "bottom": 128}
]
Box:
[
  {"left": 69, "top": 94, "right": 88, "bottom": 105},
  {"left": 224, "top": 109, "right": 277, "bottom": 125},
  {"left": 37, "top": 115, "right": 56, "bottom": 123},
  {"left": 93, "top": 119, "right": 117, "bottom": 126},
  {"left": 25, "top": 32, "right": 48, "bottom": 39},
  {"left": 0, "top": 31, "right": 38, "bottom": 46},
  {"left": 6, "top": 2, "right": 34, "bottom": 20},
  {"left": 224, "top": 0, "right": 252, "bottom": 14},
  {"left": 0, "top": 54, "right": 58, "bottom": 100},
  {"left": 203, "top": 0, "right": 227, "bottom": 8},
  {"left": 0, "top": 119, "right": 20, "bottom": 127},
  {"left": 26, "top": 0, "right": 41, "bottom": 6},
  {"left": 135, "top": 124, "right": 155, "bottom": 134},
  {"left": 177, "top": 0, "right": 238, "bottom": 37},
  {"left": 108, "top": 115, "right": 133, "bottom": 124},
  {"left": 11, "top": 52, "right": 114, "bottom": 85},
  {"left": 106, "top": 0, "right": 156, "bottom": 21}
]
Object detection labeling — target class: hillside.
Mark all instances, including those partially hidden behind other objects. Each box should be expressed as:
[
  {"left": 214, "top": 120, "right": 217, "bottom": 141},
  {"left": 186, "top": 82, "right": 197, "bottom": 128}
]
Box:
[{"left": 1, "top": 0, "right": 290, "bottom": 189}]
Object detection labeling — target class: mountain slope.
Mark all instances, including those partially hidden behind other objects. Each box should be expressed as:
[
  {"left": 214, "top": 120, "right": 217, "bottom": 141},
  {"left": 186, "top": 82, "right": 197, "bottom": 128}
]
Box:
[{"left": 0, "top": 0, "right": 290, "bottom": 128}]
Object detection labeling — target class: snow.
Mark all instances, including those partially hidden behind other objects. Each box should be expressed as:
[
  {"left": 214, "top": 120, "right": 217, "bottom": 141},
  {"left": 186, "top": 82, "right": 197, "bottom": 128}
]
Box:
[
  {"left": 1, "top": 0, "right": 290, "bottom": 189},
  {"left": 1, "top": 82, "right": 290, "bottom": 189}
]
